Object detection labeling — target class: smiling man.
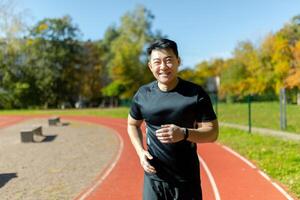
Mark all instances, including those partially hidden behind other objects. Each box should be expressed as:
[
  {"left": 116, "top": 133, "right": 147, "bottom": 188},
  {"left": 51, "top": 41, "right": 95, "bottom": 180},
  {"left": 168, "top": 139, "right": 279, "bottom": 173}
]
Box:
[{"left": 127, "top": 38, "right": 219, "bottom": 200}]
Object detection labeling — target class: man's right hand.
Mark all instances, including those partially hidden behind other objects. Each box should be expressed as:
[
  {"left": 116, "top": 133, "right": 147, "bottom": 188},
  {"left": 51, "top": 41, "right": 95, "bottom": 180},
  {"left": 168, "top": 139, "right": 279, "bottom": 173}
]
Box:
[{"left": 139, "top": 150, "right": 156, "bottom": 174}]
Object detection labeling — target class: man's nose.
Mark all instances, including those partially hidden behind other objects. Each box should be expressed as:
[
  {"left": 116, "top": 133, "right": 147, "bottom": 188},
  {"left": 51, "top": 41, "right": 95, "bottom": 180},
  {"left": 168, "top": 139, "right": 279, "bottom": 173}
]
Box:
[{"left": 160, "top": 61, "right": 168, "bottom": 70}]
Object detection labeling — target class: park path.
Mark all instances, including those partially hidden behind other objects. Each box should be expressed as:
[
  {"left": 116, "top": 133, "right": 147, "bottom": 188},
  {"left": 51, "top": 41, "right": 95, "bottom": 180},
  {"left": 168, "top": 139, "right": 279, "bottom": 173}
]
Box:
[
  {"left": 0, "top": 116, "right": 296, "bottom": 200},
  {"left": 220, "top": 122, "right": 300, "bottom": 141}
]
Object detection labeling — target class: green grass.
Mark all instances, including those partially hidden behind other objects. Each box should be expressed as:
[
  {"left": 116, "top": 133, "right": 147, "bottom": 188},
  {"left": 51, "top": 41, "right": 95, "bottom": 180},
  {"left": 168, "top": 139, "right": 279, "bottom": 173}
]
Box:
[
  {"left": 0, "top": 107, "right": 129, "bottom": 118},
  {"left": 217, "top": 102, "right": 300, "bottom": 134},
  {"left": 219, "top": 127, "right": 300, "bottom": 198},
  {"left": 3, "top": 102, "right": 300, "bottom": 134}
]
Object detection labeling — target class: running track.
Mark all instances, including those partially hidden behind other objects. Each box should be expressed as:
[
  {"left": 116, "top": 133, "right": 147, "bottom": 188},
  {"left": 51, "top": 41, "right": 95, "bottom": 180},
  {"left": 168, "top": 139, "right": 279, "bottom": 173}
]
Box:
[{"left": 0, "top": 116, "right": 296, "bottom": 200}]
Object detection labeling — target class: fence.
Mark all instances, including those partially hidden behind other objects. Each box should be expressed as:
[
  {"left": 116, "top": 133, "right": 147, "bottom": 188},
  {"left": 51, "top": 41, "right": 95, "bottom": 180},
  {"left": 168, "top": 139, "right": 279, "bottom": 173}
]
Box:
[{"left": 208, "top": 92, "right": 300, "bottom": 134}]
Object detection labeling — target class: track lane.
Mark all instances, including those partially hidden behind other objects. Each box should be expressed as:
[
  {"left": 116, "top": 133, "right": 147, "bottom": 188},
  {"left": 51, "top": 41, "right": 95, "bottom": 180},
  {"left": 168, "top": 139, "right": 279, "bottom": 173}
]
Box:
[
  {"left": 0, "top": 116, "right": 26, "bottom": 128},
  {"left": 198, "top": 143, "right": 293, "bottom": 200}
]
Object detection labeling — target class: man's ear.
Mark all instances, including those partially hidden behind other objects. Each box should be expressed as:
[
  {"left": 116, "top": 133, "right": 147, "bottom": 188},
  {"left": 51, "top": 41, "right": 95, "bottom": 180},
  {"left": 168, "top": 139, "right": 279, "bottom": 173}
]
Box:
[
  {"left": 178, "top": 57, "right": 181, "bottom": 66},
  {"left": 148, "top": 62, "right": 152, "bottom": 70}
]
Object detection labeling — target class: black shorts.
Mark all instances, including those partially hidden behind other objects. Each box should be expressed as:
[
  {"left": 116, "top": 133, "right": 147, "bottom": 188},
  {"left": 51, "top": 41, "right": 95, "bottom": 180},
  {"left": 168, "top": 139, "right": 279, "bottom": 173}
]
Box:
[{"left": 143, "top": 174, "right": 202, "bottom": 200}]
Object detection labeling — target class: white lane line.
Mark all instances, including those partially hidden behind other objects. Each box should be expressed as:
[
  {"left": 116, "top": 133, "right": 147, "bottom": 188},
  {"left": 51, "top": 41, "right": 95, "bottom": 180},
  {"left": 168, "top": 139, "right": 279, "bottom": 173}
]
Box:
[
  {"left": 272, "top": 182, "right": 295, "bottom": 200},
  {"left": 258, "top": 170, "right": 271, "bottom": 181},
  {"left": 221, "top": 145, "right": 294, "bottom": 200},
  {"left": 198, "top": 154, "right": 221, "bottom": 200},
  {"left": 78, "top": 131, "right": 124, "bottom": 200},
  {"left": 259, "top": 170, "right": 294, "bottom": 200}
]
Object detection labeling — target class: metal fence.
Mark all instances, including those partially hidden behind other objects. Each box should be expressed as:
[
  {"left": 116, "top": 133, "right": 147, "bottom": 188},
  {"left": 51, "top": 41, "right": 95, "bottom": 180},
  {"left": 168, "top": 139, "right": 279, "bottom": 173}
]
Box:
[{"left": 208, "top": 91, "right": 300, "bottom": 134}]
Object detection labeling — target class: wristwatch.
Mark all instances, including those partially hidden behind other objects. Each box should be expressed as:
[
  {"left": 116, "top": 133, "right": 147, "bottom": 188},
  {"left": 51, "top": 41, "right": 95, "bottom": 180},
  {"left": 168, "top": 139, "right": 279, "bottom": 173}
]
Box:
[{"left": 183, "top": 128, "right": 189, "bottom": 140}]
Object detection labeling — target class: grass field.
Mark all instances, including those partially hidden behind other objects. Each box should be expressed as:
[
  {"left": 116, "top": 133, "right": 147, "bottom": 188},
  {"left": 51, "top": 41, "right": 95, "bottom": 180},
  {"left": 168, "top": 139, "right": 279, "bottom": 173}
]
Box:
[
  {"left": 0, "top": 107, "right": 129, "bottom": 118},
  {"left": 2, "top": 101, "right": 300, "bottom": 133},
  {"left": 217, "top": 102, "right": 300, "bottom": 134},
  {"left": 218, "top": 127, "right": 300, "bottom": 199},
  {"left": 1, "top": 106, "right": 299, "bottom": 197}
]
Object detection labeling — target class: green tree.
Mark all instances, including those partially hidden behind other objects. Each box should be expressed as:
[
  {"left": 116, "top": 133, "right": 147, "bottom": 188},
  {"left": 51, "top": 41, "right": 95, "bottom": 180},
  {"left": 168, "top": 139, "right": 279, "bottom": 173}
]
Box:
[
  {"left": 103, "top": 5, "right": 156, "bottom": 100},
  {"left": 25, "top": 15, "right": 83, "bottom": 107},
  {"left": 98, "top": 25, "right": 120, "bottom": 87},
  {"left": 79, "top": 40, "right": 105, "bottom": 103},
  {"left": 0, "top": 0, "right": 30, "bottom": 108},
  {"left": 0, "top": 39, "right": 30, "bottom": 108}
]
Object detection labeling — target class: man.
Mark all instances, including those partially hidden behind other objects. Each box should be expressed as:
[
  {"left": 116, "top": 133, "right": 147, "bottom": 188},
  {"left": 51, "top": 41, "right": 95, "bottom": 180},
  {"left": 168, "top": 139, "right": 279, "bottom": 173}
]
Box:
[{"left": 127, "top": 38, "right": 219, "bottom": 200}]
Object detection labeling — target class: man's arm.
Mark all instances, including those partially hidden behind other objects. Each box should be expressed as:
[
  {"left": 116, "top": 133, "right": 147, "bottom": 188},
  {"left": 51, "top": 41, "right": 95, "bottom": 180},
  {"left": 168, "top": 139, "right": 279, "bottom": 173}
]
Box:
[
  {"left": 155, "top": 119, "right": 219, "bottom": 144},
  {"left": 127, "top": 114, "right": 156, "bottom": 173},
  {"left": 186, "top": 119, "right": 219, "bottom": 143}
]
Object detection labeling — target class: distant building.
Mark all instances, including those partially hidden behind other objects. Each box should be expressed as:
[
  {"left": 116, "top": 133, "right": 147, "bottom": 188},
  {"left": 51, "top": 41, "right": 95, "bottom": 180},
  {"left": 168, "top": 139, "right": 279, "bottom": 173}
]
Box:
[{"left": 206, "top": 76, "right": 220, "bottom": 93}]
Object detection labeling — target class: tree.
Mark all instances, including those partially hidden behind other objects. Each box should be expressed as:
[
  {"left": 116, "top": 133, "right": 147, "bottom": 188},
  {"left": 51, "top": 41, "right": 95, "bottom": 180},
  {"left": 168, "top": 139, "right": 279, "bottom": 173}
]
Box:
[
  {"left": 194, "top": 61, "right": 214, "bottom": 86},
  {"left": 193, "top": 58, "right": 224, "bottom": 88},
  {"left": 219, "top": 58, "right": 248, "bottom": 101},
  {"left": 98, "top": 25, "right": 120, "bottom": 87},
  {"left": 25, "top": 15, "right": 83, "bottom": 107},
  {"left": 235, "top": 41, "right": 271, "bottom": 96},
  {"left": 103, "top": 5, "right": 156, "bottom": 100},
  {"left": 278, "top": 15, "right": 300, "bottom": 46},
  {"left": 0, "top": 0, "right": 30, "bottom": 108},
  {"left": 178, "top": 68, "right": 196, "bottom": 82},
  {"left": 280, "top": 15, "right": 300, "bottom": 104},
  {"left": 78, "top": 40, "right": 105, "bottom": 103},
  {"left": 0, "top": 0, "right": 28, "bottom": 41},
  {"left": 286, "top": 40, "right": 300, "bottom": 104},
  {"left": 218, "top": 41, "right": 262, "bottom": 101},
  {"left": 287, "top": 40, "right": 300, "bottom": 88}
]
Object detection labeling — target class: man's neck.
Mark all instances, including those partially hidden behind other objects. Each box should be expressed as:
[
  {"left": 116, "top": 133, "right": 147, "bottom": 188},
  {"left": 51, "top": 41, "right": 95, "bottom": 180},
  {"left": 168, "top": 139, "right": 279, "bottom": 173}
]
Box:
[{"left": 158, "top": 77, "right": 179, "bottom": 92}]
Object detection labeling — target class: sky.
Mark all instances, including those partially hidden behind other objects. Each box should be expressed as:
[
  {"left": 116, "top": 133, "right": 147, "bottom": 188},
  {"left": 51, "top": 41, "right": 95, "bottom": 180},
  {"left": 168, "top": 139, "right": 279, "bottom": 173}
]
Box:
[{"left": 18, "top": 0, "right": 300, "bottom": 68}]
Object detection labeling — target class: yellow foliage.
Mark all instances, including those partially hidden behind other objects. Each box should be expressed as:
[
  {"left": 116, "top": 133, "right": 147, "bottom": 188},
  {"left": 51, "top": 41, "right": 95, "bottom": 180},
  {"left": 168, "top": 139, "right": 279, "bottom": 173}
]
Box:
[
  {"left": 286, "top": 69, "right": 300, "bottom": 89},
  {"left": 285, "top": 40, "right": 300, "bottom": 89},
  {"left": 37, "top": 23, "right": 48, "bottom": 33},
  {"left": 292, "top": 40, "right": 300, "bottom": 67},
  {"left": 274, "top": 61, "right": 290, "bottom": 75},
  {"left": 26, "top": 39, "right": 34, "bottom": 46},
  {"left": 272, "top": 37, "right": 291, "bottom": 67}
]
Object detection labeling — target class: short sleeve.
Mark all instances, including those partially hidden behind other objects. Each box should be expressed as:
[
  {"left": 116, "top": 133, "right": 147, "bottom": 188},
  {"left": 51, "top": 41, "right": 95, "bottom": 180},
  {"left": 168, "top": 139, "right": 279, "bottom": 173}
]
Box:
[
  {"left": 196, "top": 89, "right": 217, "bottom": 122},
  {"left": 129, "top": 90, "right": 143, "bottom": 120}
]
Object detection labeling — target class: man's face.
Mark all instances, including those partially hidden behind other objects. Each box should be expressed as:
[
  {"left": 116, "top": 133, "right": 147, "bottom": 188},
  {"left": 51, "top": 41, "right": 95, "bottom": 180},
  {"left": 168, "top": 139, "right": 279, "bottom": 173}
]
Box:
[{"left": 148, "top": 48, "right": 180, "bottom": 85}]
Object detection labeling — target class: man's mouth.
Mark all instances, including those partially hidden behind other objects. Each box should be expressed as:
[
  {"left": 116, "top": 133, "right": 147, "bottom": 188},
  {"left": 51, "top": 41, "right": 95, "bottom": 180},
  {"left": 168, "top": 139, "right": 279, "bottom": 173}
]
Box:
[{"left": 159, "top": 72, "right": 171, "bottom": 76}]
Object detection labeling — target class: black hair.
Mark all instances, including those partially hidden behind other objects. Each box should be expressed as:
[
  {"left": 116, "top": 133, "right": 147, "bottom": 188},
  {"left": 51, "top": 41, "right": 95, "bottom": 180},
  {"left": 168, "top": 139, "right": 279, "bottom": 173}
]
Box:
[{"left": 147, "top": 38, "right": 179, "bottom": 58}]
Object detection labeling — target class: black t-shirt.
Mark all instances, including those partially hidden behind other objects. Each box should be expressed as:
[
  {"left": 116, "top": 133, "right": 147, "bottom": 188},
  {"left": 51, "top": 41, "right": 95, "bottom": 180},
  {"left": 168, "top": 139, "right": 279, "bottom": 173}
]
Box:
[{"left": 130, "top": 78, "right": 217, "bottom": 183}]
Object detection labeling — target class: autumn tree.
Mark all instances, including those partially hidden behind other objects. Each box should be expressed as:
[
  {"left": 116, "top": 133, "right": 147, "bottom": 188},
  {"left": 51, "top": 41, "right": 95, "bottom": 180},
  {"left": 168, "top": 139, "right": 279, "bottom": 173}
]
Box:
[
  {"left": 102, "top": 5, "right": 157, "bottom": 101},
  {"left": 287, "top": 40, "right": 300, "bottom": 87},
  {"left": 195, "top": 58, "right": 223, "bottom": 82},
  {"left": 282, "top": 15, "right": 300, "bottom": 104},
  {"left": 178, "top": 68, "right": 196, "bottom": 82}
]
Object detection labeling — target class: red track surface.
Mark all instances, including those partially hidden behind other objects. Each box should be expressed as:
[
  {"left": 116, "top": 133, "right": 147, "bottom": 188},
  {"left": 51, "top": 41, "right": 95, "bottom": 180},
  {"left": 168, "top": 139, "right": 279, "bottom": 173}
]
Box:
[
  {"left": 0, "top": 116, "right": 26, "bottom": 128},
  {"left": 0, "top": 116, "right": 295, "bottom": 200}
]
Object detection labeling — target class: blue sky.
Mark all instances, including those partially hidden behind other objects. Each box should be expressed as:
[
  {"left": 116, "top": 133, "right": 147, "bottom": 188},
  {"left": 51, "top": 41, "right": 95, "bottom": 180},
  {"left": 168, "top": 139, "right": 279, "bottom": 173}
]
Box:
[{"left": 20, "top": 0, "right": 300, "bottom": 68}]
